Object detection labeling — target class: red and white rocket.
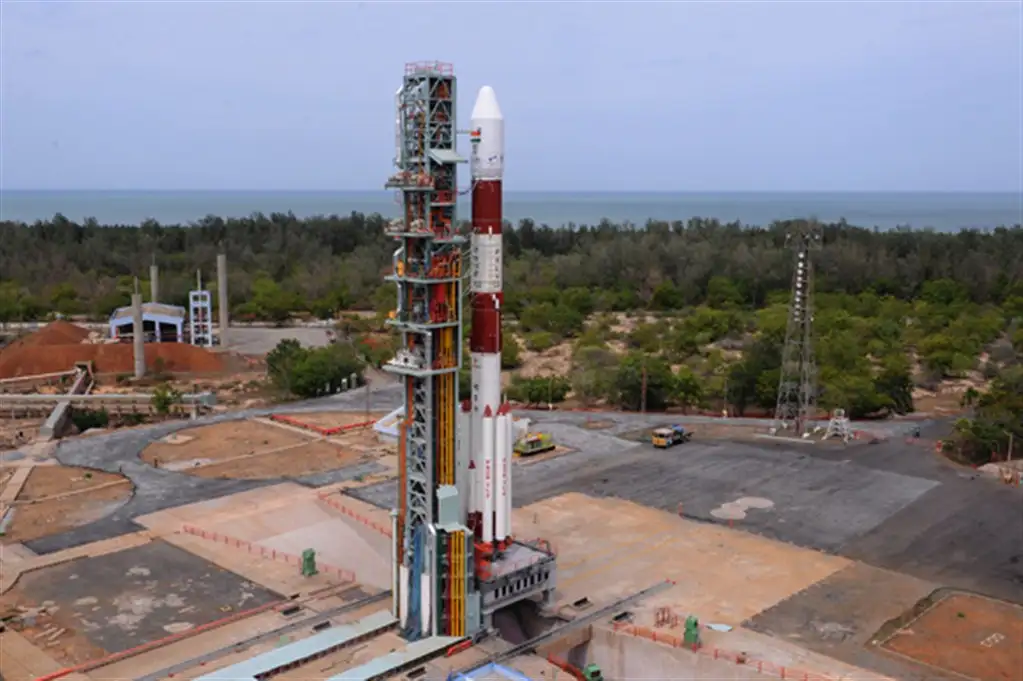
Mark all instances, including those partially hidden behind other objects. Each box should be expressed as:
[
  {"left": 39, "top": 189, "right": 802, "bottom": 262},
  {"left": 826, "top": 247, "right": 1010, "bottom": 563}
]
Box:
[{"left": 467, "top": 85, "right": 512, "bottom": 546}]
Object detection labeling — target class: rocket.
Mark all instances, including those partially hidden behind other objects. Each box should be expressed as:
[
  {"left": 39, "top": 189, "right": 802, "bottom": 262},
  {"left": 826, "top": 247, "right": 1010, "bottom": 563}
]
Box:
[{"left": 469, "top": 85, "right": 512, "bottom": 545}]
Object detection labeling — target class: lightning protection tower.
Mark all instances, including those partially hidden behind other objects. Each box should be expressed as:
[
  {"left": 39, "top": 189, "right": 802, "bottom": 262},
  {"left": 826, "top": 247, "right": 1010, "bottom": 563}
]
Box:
[
  {"left": 383, "top": 62, "right": 476, "bottom": 642},
  {"left": 773, "top": 219, "right": 822, "bottom": 437}
]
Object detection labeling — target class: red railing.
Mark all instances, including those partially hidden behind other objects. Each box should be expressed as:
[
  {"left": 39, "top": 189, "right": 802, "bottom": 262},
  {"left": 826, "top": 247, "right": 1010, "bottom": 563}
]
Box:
[
  {"left": 181, "top": 524, "right": 356, "bottom": 583},
  {"left": 269, "top": 413, "right": 375, "bottom": 436},
  {"left": 612, "top": 623, "right": 838, "bottom": 681},
  {"left": 317, "top": 492, "right": 393, "bottom": 538}
]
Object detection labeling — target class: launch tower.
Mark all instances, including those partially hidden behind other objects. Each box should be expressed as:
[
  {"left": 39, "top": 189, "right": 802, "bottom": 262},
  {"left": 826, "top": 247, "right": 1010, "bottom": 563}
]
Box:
[
  {"left": 383, "top": 62, "right": 556, "bottom": 644},
  {"left": 773, "top": 219, "right": 822, "bottom": 436},
  {"left": 385, "top": 61, "right": 473, "bottom": 641}
]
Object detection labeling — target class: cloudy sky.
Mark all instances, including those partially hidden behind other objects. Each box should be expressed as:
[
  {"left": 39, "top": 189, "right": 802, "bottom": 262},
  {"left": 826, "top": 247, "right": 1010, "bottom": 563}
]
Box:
[{"left": 1, "top": 1, "right": 1020, "bottom": 191}]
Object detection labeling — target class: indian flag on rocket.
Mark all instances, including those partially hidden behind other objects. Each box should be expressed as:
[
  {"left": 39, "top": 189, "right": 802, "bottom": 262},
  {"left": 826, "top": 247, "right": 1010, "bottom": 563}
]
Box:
[{"left": 470, "top": 128, "right": 482, "bottom": 144}]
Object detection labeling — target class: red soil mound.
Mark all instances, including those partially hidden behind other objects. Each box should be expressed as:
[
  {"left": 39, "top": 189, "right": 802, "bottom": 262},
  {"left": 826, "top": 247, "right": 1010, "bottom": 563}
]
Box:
[
  {"left": 0, "top": 342, "right": 225, "bottom": 378},
  {"left": 0, "top": 320, "right": 91, "bottom": 358},
  {"left": 27, "top": 320, "right": 92, "bottom": 346}
]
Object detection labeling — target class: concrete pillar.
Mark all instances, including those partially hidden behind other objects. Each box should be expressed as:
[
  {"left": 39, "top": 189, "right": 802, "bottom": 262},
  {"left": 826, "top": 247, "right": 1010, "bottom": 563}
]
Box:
[
  {"left": 149, "top": 264, "right": 159, "bottom": 303},
  {"left": 132, "top": 293, "right": 145, "bottom": 379},
  {"left": 217, "top": 253, "right": 229, "bottom": 347}
]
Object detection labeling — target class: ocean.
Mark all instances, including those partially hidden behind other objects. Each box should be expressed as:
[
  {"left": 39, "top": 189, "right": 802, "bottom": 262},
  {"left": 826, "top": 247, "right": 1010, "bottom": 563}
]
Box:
[{"left": 1, "top": 190, "right": 1020, "bottom": 231}]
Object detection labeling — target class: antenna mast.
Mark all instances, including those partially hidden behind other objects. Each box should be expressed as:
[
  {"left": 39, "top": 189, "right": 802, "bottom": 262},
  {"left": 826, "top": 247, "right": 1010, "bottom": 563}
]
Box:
[{"left": 773, "top": 219, "right": 822, "bottom": 437}]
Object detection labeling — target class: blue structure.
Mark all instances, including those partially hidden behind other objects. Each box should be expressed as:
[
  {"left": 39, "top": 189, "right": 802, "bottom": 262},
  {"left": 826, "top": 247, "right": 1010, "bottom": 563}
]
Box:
[
  {"left": 449, "top": 662, "right": 536, "bottom": 681},
  {"left": 406, "top": 523, "right": 425, "bottom": 640},
  {"left": 109, "top": 302, "right": 185, "bottom": 343}
]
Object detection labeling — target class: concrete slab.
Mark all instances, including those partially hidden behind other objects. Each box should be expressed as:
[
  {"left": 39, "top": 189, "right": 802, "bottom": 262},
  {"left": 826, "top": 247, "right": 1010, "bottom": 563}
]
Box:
[
  {"left": 351, "top": 437, "right": 938, "bottom": 552},
  {"left": 195, "top": 610, "right": 397, "bottom": 681},
  {"left": 269, "top": 630, "right": 408, "bottom": 681},
  {"left": 137, "top": 483, "right": 391, "bottom": 591},
  {"left": 515, "top": 493, "right": 849, "bottom": 627},
  {"left": 91, "top": 608, "right": 292, "bottom": 681},
  {"left": 745, "top": 562, "right": 939, "bottom": 681},
  {"left": 16, "top": 540, "right": 279, "bottom": 656},
  {"left": 840, "top": 478, "right": 1023, "bottom": 603},
  {"left": 0, "top": 630, "right": 63, "bottom": 681},
  {"left": 589, "top": 624, "right": 893, "bottom": 681}
]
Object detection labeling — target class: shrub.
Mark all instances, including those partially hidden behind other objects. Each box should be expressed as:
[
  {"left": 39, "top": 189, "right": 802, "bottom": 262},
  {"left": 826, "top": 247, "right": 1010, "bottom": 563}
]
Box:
[{"left": 525, "top": 331, "right": 556, "bottom": 352}]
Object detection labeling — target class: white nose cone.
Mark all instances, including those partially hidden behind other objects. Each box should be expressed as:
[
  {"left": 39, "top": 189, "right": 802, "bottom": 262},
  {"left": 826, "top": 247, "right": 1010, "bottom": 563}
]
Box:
[
  {"left": 471, "top": 86, "right": 503, "bottom": 121},
  {"left": 470, "top": 86, "right": 504, "bottom": 180}
]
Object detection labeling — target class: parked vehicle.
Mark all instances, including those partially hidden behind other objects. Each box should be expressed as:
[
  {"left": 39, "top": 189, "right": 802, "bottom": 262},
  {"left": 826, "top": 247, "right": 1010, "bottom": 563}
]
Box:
[
  {"left": 651, "top": 424, "right": 692, "bottom": 448},
  {"left": 514, "top": 432, "right": 556, "bottom": 457}
]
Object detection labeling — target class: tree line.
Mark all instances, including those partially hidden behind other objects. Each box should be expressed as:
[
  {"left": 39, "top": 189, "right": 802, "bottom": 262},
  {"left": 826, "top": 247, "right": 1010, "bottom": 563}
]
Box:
[
  {"left": 1, "top": 212, "right": 1021, "bottom": 320},
  {"left": 2, "top": 211, "right": 1021, "bottom": 463}
]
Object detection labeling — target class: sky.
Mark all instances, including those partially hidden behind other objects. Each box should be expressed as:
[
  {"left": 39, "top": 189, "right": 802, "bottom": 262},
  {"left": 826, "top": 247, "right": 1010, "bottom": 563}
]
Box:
[{"left": 0, "top": 0, "right": 1020, "bottom": 192}]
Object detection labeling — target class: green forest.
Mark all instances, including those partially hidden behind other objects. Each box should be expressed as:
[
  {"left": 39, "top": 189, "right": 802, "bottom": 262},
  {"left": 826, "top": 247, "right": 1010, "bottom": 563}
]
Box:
[{"left": 1, "top": 212, "right": 1021, "bottom": 463}]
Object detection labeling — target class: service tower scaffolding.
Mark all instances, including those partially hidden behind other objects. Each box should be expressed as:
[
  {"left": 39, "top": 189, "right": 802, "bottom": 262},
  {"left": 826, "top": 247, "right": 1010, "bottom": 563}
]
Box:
[{"left": 384, "top": 62, "right": 478, "bottom": 643}]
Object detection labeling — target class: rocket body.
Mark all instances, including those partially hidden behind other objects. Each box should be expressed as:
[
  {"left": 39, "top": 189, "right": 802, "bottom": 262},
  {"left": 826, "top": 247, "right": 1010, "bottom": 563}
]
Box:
[{"left": 469, "top": 86, "right": 509, "bottom": 544}]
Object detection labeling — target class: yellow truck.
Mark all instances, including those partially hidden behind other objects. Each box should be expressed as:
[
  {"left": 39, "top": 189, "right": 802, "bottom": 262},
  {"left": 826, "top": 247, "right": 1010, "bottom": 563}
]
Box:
[{"left": 651, "top": 425, "right": 691, "bottom": 448}]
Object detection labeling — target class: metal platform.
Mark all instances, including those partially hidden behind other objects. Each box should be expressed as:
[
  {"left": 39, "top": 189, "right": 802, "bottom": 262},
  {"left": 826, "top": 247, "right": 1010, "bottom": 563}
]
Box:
[
  {"left": 326, "top": 634, "right": 464, "bottom": 681},
  {"left": 195, "top": 610, "right": 397, "bottom": 681}
]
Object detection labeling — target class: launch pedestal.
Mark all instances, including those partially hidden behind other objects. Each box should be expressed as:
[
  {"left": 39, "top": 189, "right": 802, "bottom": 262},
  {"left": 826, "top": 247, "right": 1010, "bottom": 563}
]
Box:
[{"left": 476, "top": 540, "right": 558, "bottom": 629}]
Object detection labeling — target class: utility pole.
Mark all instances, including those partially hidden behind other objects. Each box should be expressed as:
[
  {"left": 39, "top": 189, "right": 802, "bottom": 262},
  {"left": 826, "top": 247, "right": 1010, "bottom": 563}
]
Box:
[
  {"left": 1008, "top": 430, "right": 1015, "bottom": 462},
  {"left": 640, "top": 356, "right": 648, "bottom": 414},
  {"left": 722, "top": 374, "right": 729, "bottom": 418},
  {"left": 365, "top": 375, "right": 371, "bottom": 424}
]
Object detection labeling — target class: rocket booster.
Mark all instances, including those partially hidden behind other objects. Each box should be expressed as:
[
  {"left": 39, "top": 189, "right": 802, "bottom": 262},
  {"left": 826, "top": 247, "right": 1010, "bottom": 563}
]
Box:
[{"left": 469, "top": 86, "right": 508, "bottom": 544}]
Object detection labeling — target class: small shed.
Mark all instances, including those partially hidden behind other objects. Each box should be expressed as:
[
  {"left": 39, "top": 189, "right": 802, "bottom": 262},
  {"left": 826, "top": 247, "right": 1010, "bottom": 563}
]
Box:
[{"left": 109, "top": 302, "right": 186, "bottom": 343}]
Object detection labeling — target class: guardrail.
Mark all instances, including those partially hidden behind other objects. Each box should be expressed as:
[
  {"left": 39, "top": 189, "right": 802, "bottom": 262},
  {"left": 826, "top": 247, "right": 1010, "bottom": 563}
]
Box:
[
  {"left": 0, "top": 391, "right": 217, "bottom": 418},
  {"left": 317, "top": 492, "right": 393, "bottom": 538},
  {"left": 611, "top": 622, "right": 840, "bottom": 681},
  {"left": 269, "top": 413, "right": 375, "bottom": 436},
  {"left": 180, "top": 524, "right": 357, "bottom": 583},
  {"left": 0, "top": 392, "right": 215, "bottom": 406}
]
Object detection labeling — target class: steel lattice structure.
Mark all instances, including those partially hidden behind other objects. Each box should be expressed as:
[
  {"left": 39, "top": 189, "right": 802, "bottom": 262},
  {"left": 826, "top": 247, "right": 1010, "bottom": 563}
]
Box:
[
  {"left": 384, "top": 62, "right": 473, "bottom": 641},
  {"left": 773, "top": 220, "right": 822, "bottom": 436}
]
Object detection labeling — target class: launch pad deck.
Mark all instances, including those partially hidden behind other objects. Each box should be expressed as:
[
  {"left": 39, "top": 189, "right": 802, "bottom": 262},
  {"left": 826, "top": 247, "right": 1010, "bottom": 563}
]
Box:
[{"left": 488, "top": 542, "right": 551, "bottom": 580}]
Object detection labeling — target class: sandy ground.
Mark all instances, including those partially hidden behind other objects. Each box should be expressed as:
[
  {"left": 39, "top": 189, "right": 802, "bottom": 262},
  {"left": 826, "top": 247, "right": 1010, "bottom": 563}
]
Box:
[
  {"left": 517, "top": 492, "right": 850, "bottom": 627},
  {"left": 141, "top": 420, "right": 312, "bottom": 468},
  {"left": 141, "top": 417, "right": 386, "bottom": 480},
  {"left": 882, "top": 593, "right": 1023, "bottom": 681},
  {"left": 2, "top": 466, "right": 132, "bottom": 544},
  {"left": 281, "top": 411, "right": 384, "bottom": 430},
  {"left": 188, "top": 440, "right": 365, "bottom": 480},
  {"left": 517, "top": 340, "right": 573, "bottom": 379},
  {"left": 0, "top": 587, "right": 108, "bottom": 665},
  {"left": 18, "top": 465, "right": 127, "bottom": 501},
  {"left": 0, "top": 419, "right": 43, "bottom": 451}
]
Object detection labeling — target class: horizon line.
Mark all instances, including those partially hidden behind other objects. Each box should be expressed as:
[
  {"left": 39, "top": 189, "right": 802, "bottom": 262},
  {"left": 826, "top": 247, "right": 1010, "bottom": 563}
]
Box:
[{"left": 2, "top": 188, "right": 1018, "bottom": 195}]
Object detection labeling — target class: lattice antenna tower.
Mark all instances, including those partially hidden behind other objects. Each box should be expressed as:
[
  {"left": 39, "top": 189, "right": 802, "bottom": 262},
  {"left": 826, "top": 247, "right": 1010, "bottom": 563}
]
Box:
[{"left": 773, "top": 219, "right": 822, "bottom": 436}]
